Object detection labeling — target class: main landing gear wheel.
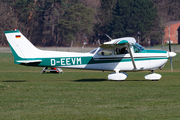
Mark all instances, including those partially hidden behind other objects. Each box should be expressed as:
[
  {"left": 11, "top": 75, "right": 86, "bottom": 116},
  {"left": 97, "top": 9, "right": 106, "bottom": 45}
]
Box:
[
  {"left": 145, "top": 70, "right": 162, "bottom": 81},
  {"left": 108, "top": 72, "right": 128, "bottom": 81}
]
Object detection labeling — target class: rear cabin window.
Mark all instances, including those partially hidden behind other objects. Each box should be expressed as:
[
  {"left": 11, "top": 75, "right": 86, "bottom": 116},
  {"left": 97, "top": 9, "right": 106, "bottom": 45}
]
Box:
[{"left": 97, "top": 49, "right": 113, "bottom": 56}]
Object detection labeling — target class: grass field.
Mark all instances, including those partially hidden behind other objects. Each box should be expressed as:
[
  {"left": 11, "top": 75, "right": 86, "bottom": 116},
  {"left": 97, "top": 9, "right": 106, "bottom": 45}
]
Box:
[{"left": 0, "top": 53, "right": 180, "bottom": 120}]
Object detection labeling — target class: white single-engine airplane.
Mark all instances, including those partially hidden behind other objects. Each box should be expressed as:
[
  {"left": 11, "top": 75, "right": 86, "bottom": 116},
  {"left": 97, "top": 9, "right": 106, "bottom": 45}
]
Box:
[{"left": 4, "top": 29, "right": 177, "bottom": 81}]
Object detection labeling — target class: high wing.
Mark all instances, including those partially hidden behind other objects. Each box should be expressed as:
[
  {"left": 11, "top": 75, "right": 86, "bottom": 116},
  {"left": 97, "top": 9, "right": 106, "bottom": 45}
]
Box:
[
  {"left": 100, "top": 37, "right": 137, "bottom": 69},
  {"left": 100, "top": 37, "right": 136, "bottom": 48}
]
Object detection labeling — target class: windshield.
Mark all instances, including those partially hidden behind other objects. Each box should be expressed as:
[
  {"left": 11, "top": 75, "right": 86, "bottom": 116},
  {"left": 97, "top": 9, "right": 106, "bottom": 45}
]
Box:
[
  {"left": 133, "top": 43, "right": 145, "bottom": 53},
  {"left": 89, "top": 48, "right": 98, "bottom": 54}
]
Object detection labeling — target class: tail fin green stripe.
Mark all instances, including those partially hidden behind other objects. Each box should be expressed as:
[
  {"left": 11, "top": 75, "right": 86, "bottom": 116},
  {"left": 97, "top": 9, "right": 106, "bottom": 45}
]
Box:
[{"left": 4, "top": 30, "right": 20, "bottom": 34}]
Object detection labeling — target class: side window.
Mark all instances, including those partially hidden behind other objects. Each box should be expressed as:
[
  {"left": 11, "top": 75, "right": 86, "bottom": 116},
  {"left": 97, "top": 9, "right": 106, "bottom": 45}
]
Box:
[
  {"left": 97, "top": 49, "right": 113, "bottom": 56},
  {"left": 115, "top": 47, "right": 129, "bottom": 55}
]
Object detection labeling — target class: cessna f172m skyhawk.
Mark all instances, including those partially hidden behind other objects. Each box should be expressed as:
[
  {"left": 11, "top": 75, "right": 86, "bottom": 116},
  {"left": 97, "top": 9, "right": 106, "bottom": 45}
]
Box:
[{"left": 4, "top": 29, "right": 176, "bottom": 81}]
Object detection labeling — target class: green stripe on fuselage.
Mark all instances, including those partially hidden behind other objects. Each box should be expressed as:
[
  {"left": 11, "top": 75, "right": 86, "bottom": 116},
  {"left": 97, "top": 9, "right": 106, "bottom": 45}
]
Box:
[{"left": 38, "top": 57, "right": 93, "bottom": 67}]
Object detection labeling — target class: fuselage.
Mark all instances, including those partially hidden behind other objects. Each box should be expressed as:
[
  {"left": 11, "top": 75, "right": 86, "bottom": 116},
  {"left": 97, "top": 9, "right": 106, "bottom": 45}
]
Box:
[{"left": 18, "top": 46, "right": 169, "bottom": 72}]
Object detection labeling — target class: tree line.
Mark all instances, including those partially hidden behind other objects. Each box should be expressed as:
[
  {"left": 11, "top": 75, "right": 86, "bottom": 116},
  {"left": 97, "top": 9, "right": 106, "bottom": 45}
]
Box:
[{"left": 0, "top": 0, "right": 179, "bottom": 47}]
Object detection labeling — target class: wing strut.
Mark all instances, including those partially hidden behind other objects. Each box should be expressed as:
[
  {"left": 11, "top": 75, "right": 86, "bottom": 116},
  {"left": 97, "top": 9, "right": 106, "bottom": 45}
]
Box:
[{"left": 127, "top": 44, "right": 137, "bottom": 70}]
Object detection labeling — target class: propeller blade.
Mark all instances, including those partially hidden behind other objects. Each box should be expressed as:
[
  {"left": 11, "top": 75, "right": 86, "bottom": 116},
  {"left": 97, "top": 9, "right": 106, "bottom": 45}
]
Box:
[
  {"left": 170, "top": 57, "right": 173, "bottom": 72},
  {"left": 168, "top": 26, "right": 173, "bottom": 71},
  {"left": 169, "top": 26, "right": 171, "bottom": 52},
  {"left": 169, "top": 41, "right": 171, "bottom": 52}
]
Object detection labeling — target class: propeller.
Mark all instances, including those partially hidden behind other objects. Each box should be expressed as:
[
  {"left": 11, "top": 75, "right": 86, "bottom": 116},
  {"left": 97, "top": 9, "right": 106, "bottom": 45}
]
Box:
[{"left": 168, "top": 26, "right": 176, "bottom": 71}]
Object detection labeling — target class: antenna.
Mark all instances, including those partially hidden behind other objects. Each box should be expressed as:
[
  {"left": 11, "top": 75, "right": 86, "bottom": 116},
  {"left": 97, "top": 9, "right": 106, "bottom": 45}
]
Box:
[{"left": 106, "top": 34, "right": 112, "bottom": 41}]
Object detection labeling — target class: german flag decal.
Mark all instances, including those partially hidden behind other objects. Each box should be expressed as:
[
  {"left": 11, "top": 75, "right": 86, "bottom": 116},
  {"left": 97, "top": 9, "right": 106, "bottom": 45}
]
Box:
[{"left": 16, "top": 35, "right": 21, "bottom": 38}]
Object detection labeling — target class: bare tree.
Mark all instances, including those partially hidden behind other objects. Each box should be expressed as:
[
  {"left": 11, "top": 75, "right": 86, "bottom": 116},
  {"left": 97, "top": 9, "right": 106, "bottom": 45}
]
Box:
[{"left": 0, "top": 1, "right": 17, "bottom": 46}]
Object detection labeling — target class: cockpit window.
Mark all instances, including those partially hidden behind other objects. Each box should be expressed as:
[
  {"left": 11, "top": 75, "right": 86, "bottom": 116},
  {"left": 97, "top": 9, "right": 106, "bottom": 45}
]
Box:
[
  {"left": 133, "top": 43, "right": 145, "bottom": 53},
  {"left": 89, "top": 48, "right": 98, "bottom": 54},
  {"left": 97, "top": 48, "right": 113, "bottom": 56}
]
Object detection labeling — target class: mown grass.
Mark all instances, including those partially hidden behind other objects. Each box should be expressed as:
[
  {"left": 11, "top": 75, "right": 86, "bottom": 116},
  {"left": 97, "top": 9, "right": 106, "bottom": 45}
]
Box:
[{"left": 0, "top": 53, "right": 180, "bottom": 120}]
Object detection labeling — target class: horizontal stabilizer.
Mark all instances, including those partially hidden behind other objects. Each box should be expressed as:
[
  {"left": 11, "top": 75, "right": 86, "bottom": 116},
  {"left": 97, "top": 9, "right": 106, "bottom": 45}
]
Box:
[{"left": 16, "top": 60, "right": 42, "bottom": 64}]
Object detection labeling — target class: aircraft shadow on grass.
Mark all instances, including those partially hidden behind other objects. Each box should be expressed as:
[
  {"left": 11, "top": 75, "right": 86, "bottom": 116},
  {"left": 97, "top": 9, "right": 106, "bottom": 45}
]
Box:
[
  {"left": 74, "top": 79, "right": 155, "bottom": 82},
  {"left": 74, "top": 79, "right": 107, "bottom": 82},
  {"left": 1, "top": 79, "right": 156, "bottom": 82},
  {"left": 2, "top": 80, "right": 26, "bottom": 82},
  {"left": 125, "top": 80, "right": 156, "bottom": 82}
]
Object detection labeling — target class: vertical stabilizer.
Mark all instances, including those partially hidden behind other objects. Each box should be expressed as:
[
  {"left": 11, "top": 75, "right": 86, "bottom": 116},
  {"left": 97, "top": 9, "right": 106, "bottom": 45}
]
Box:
[{"left": 4, "top": 30, "right": 40, "bottom": 62}]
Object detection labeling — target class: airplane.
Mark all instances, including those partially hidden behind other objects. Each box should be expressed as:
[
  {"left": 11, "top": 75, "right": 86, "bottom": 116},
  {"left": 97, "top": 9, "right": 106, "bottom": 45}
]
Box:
[{"left": 4, "top": 29, "right": 177, "bottom": 81}]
